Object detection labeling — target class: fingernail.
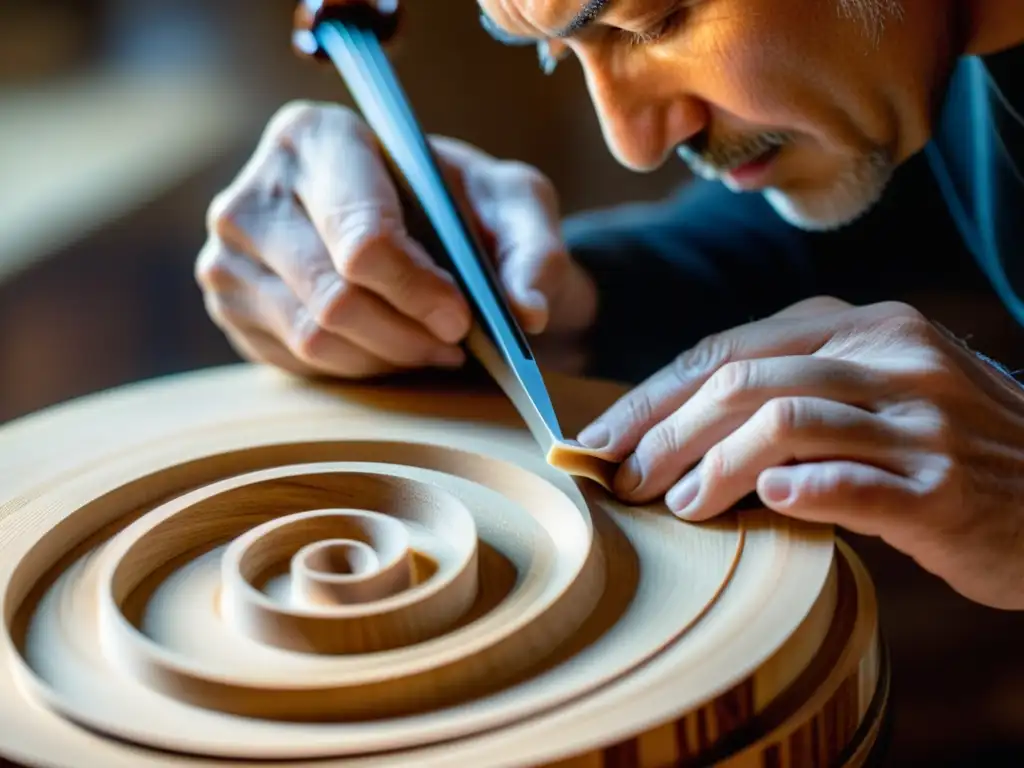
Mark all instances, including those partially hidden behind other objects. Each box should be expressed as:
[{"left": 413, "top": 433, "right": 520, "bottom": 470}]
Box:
[
  {"left": 667, "top": 471, "right": 701, "bottom": 517},
  {"left": 614, "top": 455, "right": 642, "bottom": 495},
  {"left": 432, "top": 345, "right": 466, "bottom": 368},
  {"left": 425, "top": 307, "right": 468, "bottom": 344},
  {"left": 577, "top": 422, "right": 609, "bottom": 449},
  {"left": 759, "top": 471, "right": 792, "bottom": 505}
]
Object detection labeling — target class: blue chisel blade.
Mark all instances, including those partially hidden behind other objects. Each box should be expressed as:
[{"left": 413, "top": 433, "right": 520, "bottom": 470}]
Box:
[{"left": 314, "top": 18, "right": 565, "bottom": 441}]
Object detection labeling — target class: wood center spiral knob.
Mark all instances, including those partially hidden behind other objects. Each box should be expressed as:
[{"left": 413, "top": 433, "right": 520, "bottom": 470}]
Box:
[{"left": 290, "top": 526, "right": 409, "bottom": 606}]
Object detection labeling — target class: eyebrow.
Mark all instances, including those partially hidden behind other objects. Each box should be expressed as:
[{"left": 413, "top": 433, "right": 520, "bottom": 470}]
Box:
[{"left": 479, "top": 0, "right": 613, "bottom": 44}]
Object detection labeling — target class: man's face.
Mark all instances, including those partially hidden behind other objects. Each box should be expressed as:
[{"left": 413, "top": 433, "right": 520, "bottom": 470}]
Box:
[{"left": 478, "top": 0, "right": 953, "bottom": 230}]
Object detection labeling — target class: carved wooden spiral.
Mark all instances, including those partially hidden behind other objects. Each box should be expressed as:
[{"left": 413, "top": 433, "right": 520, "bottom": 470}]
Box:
[{"left": 0, "top": 360, "right": 888, "bottom": 767}]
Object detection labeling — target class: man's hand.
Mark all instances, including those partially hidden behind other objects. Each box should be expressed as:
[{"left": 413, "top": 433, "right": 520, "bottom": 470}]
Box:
[
  {"left": 577, "top": 296, "right": 1024, "bottom": 610},
  {"left": 196, "top": 101, "right": 597, "bottom": 379}
]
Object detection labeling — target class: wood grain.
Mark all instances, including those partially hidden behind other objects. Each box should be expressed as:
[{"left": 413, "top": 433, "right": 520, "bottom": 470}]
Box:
[{"left": 0, "top": 355, "right": 887, "bottom": 767}]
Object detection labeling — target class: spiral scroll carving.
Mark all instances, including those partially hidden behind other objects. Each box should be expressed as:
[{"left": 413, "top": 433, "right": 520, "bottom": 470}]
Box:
[{"left": 0, "top": 365, "right": 888, "bottom": 767}]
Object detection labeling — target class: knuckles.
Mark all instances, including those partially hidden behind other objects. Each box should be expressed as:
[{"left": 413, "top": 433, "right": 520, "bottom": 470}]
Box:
[
  {"left": 200, "top": 292, "right": 236, "bottom": 329},
  {"left": 865, "top": 300, "right": 927, "bottom": 323},
  {"left": 204, "top": 191, "right": 230, "bottom": 234},
  {"left": 194, "top": 242, "right": 239, "bottom": 294},
  {"left": 705, "top": 360, "right": 757, "bottom": 405},
  {"left": 642, "top": 421, "right": 684, "bottom": 466},
  {"left": 619, "top": 393, "right": 655, "bottom": 437},
  {"left": 852, "top": 300, "right": 941, "bottom": 351},
  {"left": 831, "top": 300, "right": 970, "bottom": 397},
  {"left": 796, "top": 462, "right": 850, "bottom": 500},
  {"left": 757, "top": 397, "right": 805, "bottom": 441},
  {"left": 264, "top": 100, "right": 322, "bottom": 141},
  {"left": 263, "top": 99, "right": 367, "bottom": 148},
  {"left": 697, "top": 444, "right": 729, "bottom": 487},
  {"left": 869, "top": 305, "right": 937, "bottom": 347},
  {"left": 902, "top": 354, "right": 964, "bottom": 399},
  {"left": 914, "top": 453, "right": 962, "bottom": 500},
  {"left": 920, "top": 411, "right": 961, "bottom": 459},
  {"left": 306, "top": 276, "right": 354, "bottom": 330},
  {"left": 288, "top": 312, "right": 337, "bottom": 365},
  {"left": 330, "top": 213, "right": 406, "bottom": 282},
  {"left": 794, "top": 295, "right": 851, "bottom": 313},
  {"left": 206, "top": 99, "right": 374, "bottom": 243},
  {"left": 673, "top": 332, "right": 732, "bottom": 383}
]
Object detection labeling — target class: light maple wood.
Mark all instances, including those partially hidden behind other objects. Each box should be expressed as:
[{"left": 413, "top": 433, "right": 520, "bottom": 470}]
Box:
[{"left": 0, "top": 331, "right": 888, "bottom": 767}]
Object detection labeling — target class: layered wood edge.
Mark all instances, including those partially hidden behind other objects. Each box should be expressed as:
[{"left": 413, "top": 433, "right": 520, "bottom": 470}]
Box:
[
  {"left": 576, "top": 539, "right": 888, "bottom": 768},
  {"left": 0, "top": 358, "right": 886, "bottom": 767}
]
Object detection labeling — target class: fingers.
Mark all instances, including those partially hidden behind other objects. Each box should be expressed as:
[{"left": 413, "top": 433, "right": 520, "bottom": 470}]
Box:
[
  {"left": 200, "top": 102, "right": 480, "bottom": 379},
  {"left": 576, "top": 310, "right": 850, "bottom": 458},
  {"left": 221, "top": 326, "right": 324, "bottom": 378},
  {"left": 664, "top": 397, "right": 915, "bottom": 523},
  {"left": 284, "top": 106, "right": 472, "bottom": 343},
  {"left": 485, "top": 165, "right": 569, "bottom": 334},
  {"left": 254, "top": 273, "right": 432, "bottom": 377},
  {"left": 494, "top": 206, "right": 568, "bottom": 334},
  {"left": 226, "top": 187, "right": 465, "bottom": 368},
  {"left": 755, "top": 461, "right": 922, "bottom": 537},
  {"left": 613, "top": 356, "right": 887, "bottom": 500},
  {"left": 312, "top": 283, "right": 467, "bottom": 368},
  {"left": 197, "top": 239, "right": 413, "bottom": 378},
  {"left": 432, "top": 137, "right": 577, "bottom": 335},
  {"left": 200, "top": 100, "right": 584, "bottom": 382}
]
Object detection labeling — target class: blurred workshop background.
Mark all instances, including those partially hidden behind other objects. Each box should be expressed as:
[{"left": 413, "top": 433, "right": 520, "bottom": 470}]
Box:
[{"left": 1, "top": 1, "right": 1023, "bottom": 765}]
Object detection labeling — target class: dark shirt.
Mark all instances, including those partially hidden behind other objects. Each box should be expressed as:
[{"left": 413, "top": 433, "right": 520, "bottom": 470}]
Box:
[{"left": 565, "top": 44, "right": 1024, "bottom": 384}]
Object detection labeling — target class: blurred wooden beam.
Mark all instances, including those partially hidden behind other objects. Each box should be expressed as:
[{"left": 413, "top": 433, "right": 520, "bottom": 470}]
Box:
[{"left": 0, "top": 70, "right": 255, "bottom": 285}]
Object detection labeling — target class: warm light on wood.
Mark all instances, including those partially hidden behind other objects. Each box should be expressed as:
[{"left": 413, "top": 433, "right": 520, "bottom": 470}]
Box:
[{"left": 0, "top": 333, "right": 888, "bottom": 766}]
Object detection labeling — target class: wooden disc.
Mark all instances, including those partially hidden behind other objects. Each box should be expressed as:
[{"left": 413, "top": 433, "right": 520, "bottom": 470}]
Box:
[{"left": 0, "top": 364, "right": 888, "bottom": 767}]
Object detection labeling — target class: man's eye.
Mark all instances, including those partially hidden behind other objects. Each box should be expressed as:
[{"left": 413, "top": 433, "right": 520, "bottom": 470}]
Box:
[
  {"left": 533, "top": 2, "right": 689, "bottom": 74},
  {"left": 626, "top": 7, "right": 687, "bottom": 46},
  {"left": 629, "top": 11, "right": 685, "bottom": 45}
]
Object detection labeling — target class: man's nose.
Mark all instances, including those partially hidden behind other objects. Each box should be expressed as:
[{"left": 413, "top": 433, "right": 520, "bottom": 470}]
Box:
[{"left": 579, "top": 51, "right": 708, "bottom": 171}]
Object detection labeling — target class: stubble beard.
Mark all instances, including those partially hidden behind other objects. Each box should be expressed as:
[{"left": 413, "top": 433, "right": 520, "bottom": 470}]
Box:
[
  {"left": 761, "top": 146, "right": 894, "bottom": 231},
  {"left": 679, "top": 139, "right": 894, "bottom": 231},
  {"left": 765, "top": 0, "right": 903, "bottom": 230},
  {"left": 675, "top": 0, "right": 902, "bottom": 232}
]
